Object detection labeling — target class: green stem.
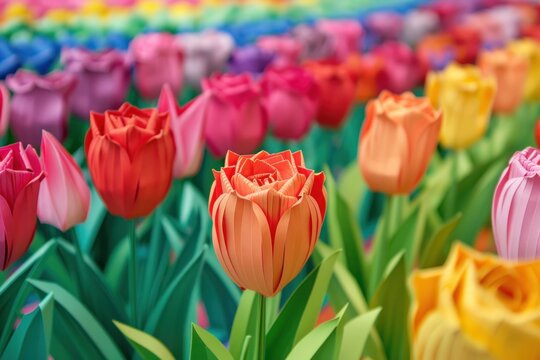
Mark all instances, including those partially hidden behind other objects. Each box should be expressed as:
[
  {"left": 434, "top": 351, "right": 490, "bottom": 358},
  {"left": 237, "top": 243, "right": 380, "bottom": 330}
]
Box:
[
  {"left": 128, "top": 219, "right": 139, "bottom": 327},
  {"left": 444, "top": 152, "right": 458, "bottom": 219},
  {"left": 257, "top": 293, "right": 266, "bottom": 360}
]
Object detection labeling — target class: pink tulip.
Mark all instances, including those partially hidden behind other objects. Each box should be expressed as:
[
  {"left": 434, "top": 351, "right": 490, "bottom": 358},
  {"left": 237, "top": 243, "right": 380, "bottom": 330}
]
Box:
[
  {"left": 493, "top": 147, "right": 540, "bottom": 260},
  {"left": 202, "top": 73, "right": 267, "bottom": 158},
  {"left": 37, "top": 131, "right": 90, "bottom": 232},
  {"left": 130, "top": 33, "right": 184, "bottom": 99},
  {"left": 372, "top": 41, "right": 423, "bottom": 94},
  {"left": 61, "top": 48, "right": 131, "bottom": 119},
  {"left": 257, "top": 36, "right": 302, "bottom": 67},
  {"left": 316, "top": 19, "right": 363, "bottom": 61},
  {"left": 6, "top": 70, "right": 76, "bottom": 148},
  {"left": 0, "top": 83, "right": 9, "bottom": 138},
  {"left": 261, "top": 66, "right": 318, "bottom": 140},
  {"left": 157, "top": 84, "right": 206, "bottom": 178},
  {"left": 0, "top": 143, "right": 44, "bottom": 270}
]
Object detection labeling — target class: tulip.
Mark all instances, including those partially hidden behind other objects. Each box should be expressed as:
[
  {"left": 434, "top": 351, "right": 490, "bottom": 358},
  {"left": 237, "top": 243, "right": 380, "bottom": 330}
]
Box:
[
  {"left": 0, "top": 83, "right": 9, "bottom": 137},
  {"left": 290, "top": 24, "right": 333, "bottom": 61},
  {"left": 316, "top": 19, "right": 362, "bottom": 61},
  {"left": 157, "top": 84, "right": 206, "bottom": 178},
  {"left": 228, "top": 46, "right": 274, "bottom": 75},
  {"left": 208, "top": 150, "right": 326, "bottom": 297},
  {"left": 412, "top": 243, "right": 540, "bottom": 360},
  {"left": 256, "top": 36, "right": 302, "bottom": 67},
  {"left": 61, "top": 48, "right": 131, "bottom": 119},
  {"left": 365, "top": 12, "right": 404, "bottom": 42},
  {"left": 508, "top": 39, "right": 540, "bottom": 101},
  {"left": 130, "top": 33, "right": 184, "bottom": 99},
  {"left": 426, "top": 63, "right": 496, "bottom": 149},
  {"left": 38, "top": 131, "right": 90, "bottom": 231},
  {"left": 492, "top": 147, "right": 540, "bottom": 260},
  {"left": 344, "top": 54, "right": 384, "bottom": 102},
  {"left": 448, "top": 24, "right": 482, "bottom": 64},
  {"left": 478, "top": 48, "right": 528, "bottom": 114},
  {"left": 260, "top": 66, "right": 318, "bottom": 141},
  {"left": 372, "top": 41, "right": 423, "bottom": 94},
  {"left": 177, "top": 31, "right": 235, "bottom": 89},
  {"left": 202, "top": 73, "right": 267, "bottom": 158},
  {"left": 417, "top": 34, "right": 457, "bottom": 72},
  {"left": 6, "top": 70, "right": 76, "bottom": 148},
  {"left": 359, "top": 91, "right": 442, "bottom": 194},
  {"left": 85, "top": 103, "right": 175, "bottom": 219},
  {"left": 401, "top": 10, "right": 440, "bottom": 46},
  {"left": 0, "top": 143, "right": 44, "bottom": 270},
  {"left": 304, "top": 60, "right": 356, "bottom": 129}
]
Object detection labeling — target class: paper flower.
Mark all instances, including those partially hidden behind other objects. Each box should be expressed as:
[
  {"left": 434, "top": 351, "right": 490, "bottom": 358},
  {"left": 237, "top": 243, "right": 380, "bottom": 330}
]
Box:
[
  {"left": 426, "top": 63, "right": 496, "bottom": 150},
  {"left": 359, "top": 91, "right": 442, "bottom": 194},
  {"left": 412, "top": 243, "right": 540, "bottom": 360},
  {"left": 85, "top": 103, "right": 175, "bottom": 219},
  {"left": 209, "top": 150, "right": 326, "bottom": 296}
]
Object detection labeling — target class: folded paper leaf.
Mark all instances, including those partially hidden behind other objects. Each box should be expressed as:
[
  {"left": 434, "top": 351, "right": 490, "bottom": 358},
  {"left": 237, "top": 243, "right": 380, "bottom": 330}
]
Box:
[{"left": 113, "top": 321, "right": 174, "bottom": 360}]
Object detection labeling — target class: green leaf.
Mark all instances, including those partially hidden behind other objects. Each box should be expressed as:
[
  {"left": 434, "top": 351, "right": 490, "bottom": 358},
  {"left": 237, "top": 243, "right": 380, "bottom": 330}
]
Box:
[
  {"left": 266, "top": 250, "right": 340, "bottom": 360},
  {"left": 337, "top": 162, "right": 367, "bottom": 219},
  {"left": 28, "top": 279, "right": 124, "bottom": 360},
  {"left": 325, "top": 168, "right": 368, "bottom": 296},
  {"left": 75, "top": 187, "right": 107, "bottom": 253},
  {"left": 420, "top": 213, "right": 462, "bottom": 269},
  {"left": 2, "top": 293, "right": 54, "bottom": 360},
  {"left": 313, "top": 243, "right": 386, "bottom": 360},
  {"left": 228, "top": 290, "right": 259, "bottom": 360},
  {"left": 104, "top": 236, "right": 129, "bottom": 296},
  {"left": 144, "top": 246, "right": 207, "bottom": 359},
  {"left": 370, "top": 253, "right": 410, "bottom": 360},
  {"left": 285, "top": 306, "right": 348, "bottom": 360},
  {"left": 339, "top": 308, "right": 381, "bottom": 360},
  {"left": 0, "top": 240, "right": 57, "bottom": 324},
  {"left": 190, "top": 324, "right": 233, "bottom": 360},
  {"left": 55, "top": 239, "right": 130, "bottom": 354},
  {"left": 451, "top": 159, "right": 505, "bottom": 246},
  {"left": 113, "top": 321, "right": 174, "bottom": 360}
]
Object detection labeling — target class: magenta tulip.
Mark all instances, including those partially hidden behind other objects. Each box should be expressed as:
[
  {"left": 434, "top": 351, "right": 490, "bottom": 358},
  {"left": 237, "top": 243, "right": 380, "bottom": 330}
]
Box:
[
  {"left": 316, "top": 19, "right": 363, "bottom": 61},
  {"left": 6, "top": 70, "right": 76, "bottom": 148},
  {"left": 202, "top": 73, "right": 267, "bottom": 158},
  {"left": 61, "top": 48, "right": 131, "bottom": 119},
  {"left": 37, "top": 131, "right": 90, "bottom": 231},
  {"left": 0, "top": 83, "right": 9, "bottom": 137},
  {"left": 130, "top": 33, "right": 184, "bottom": 99},
  {"left": 493, "top": 147, "right": 540, "bottom": 260},
  {"left": 0, "top": 143, "right": 44, "bottom": 270},
  {"left": 261, "top": 66, "right": 318, "bottom": 140},
  {"left": 157, "top": 84, "right": 206, "bottom": 178}
]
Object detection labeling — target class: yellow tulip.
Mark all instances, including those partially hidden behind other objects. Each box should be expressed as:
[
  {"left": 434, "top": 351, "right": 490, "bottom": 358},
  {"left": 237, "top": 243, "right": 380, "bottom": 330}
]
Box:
[
  {"left": 411, "top": 244, "right": 540, "bottom": 360},
  {"left": 426, "top": 63, "right": 496, "bottom": 150},
  {"left": 508, "top": 39, "right": 540, "bottom": 101}
]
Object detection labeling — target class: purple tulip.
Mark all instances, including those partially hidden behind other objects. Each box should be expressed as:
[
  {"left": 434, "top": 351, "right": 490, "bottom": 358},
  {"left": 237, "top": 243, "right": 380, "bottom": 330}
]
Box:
[
  {"left": 290, "top": 25, "right": 334, "bottom": 61},
  {"left": 6, "top": 70, "right": 76, "bottom": 148},
  {"left": 228, "top": 45, "right": 275, "bottom": 75},
  {"left": 177, "top": 31, "right": 235, "bottom": 88},
  {"left": 61, "top": 48, "right": 130, "bottom": 119}
]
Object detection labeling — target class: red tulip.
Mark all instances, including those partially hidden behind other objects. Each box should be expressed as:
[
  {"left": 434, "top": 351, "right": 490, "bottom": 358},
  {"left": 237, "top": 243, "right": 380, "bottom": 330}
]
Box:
[
  {"left": 304, "top": 60, "right": 357, "bottom": 129},
  {"left": 38, "top": 131, "right": 90, "bottom": 231},
  {"left": 85, "top": 103, "right": 175, "bottom": 219},
  {"left": 0, "top": 143, "right": 44, "bottom": 270}
]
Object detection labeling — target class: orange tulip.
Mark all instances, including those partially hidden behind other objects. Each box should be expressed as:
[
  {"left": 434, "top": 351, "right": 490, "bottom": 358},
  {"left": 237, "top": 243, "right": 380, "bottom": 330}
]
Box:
[
  {"left": 359, "top": 91, "right": 442, "bottom": 194},
  {"left": 85, "top": 103, "right": 175, "bottom": 219},
  {"left": 209, "top": 150, "right": 326, "bottom": 297},
  {"left": 478, "top": 48, "right": 529, "bottom": 114}
]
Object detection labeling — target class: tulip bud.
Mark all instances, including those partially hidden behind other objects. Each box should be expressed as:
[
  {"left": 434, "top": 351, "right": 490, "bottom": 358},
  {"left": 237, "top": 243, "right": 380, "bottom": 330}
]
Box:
[
  {"left": 426, "top": 63, "right": 496, "bottom": 150},
  {"left": 85, "top": 103, "right": 175, "bottom": 219},
  {"left": 38, "top": 131, "right": 90, "bottom": 231},
  {"left": 359, "top": 91, "right": 442, "bottom": 194},
  {"left": 209, "top": 150, "right": 326, "bottom": 296},
  {"left": 493, "top": 147, "right": 540, "bottom": 260},
  {"left": 0, "top": 143, "right": 44, "bottom": 270}
]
